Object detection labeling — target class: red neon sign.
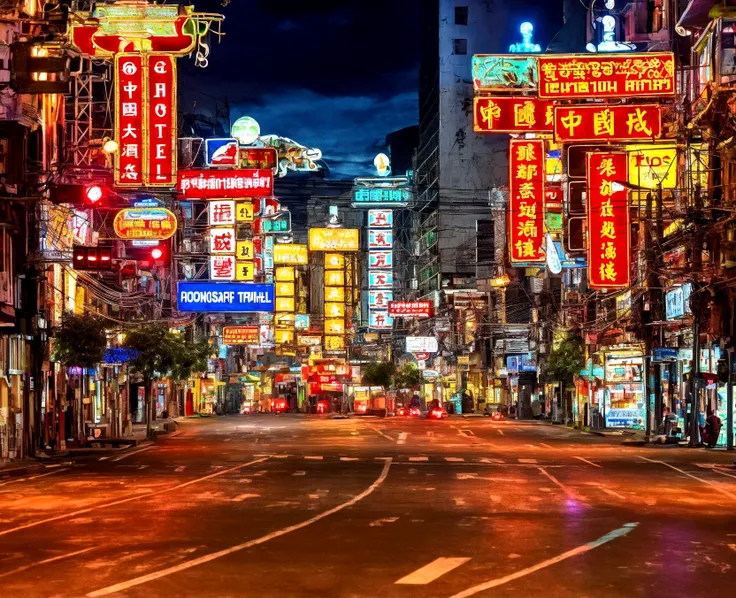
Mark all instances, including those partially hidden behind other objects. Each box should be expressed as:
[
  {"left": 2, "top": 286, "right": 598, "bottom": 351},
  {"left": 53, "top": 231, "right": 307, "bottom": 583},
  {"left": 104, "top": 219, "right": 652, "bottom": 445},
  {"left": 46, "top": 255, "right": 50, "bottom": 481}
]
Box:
[
  {"left": 388, "top": 301, "right": 433, "bottom": 318},
  {"left": 538, "top": 53, "right": 675, "bottom": 99},
  {"left": 554, "top": 105, "right": 662, "bottom": 143},
  {"left": 587, "top": 152, "right": 631, "bottom": 289},
  {"left": 508, "top": 139, "right": 545, "bottom": 264},
  {"left": 115, "top": 53, "right": 144, "bottom": 187},
  {"left": 473, "top": 96, "right": 554, "bottom": 134},
  {"left": 177, "top": 169, "right": 274, "bottom": 199},
  {"left": 147, "top": 54, "right": 176, "bottom": 187}
]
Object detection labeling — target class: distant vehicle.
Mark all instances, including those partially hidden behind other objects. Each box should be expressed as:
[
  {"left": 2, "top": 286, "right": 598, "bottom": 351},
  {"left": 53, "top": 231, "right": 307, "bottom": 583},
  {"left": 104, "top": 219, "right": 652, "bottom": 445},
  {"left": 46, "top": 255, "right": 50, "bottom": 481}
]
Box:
[
  {"left": 491, "top": 411, "right": 504, "bottom": 422},
  {"left": 428, "top": 408, "right": 447, "bottom": 420},
  {"left": 409, "top": 406, "right": 420, "bottom": 417}
]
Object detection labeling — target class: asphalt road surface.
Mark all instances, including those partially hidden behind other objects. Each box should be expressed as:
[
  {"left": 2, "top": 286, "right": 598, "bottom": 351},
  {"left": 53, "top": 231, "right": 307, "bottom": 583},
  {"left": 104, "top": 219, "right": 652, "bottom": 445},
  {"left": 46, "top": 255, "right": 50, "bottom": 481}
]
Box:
[{"left": 2, "top": 415, "right": 736, "bottom": 597}]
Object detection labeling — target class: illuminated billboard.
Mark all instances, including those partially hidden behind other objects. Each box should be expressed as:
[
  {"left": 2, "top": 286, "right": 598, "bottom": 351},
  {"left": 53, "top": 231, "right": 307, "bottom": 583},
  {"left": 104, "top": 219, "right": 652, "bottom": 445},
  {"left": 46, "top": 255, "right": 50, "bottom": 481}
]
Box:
[
  {"left": 553, "top": 105, "right": 662, "bottom": 143},
  {"left": 309, "top": 228, "right": 360, "bottom": 252},
  {"left": 473, "top": 97, "right": 554, "bottom": 134},
  {"left": 508, "top": 139, "right": 545, "bottom": 264}
]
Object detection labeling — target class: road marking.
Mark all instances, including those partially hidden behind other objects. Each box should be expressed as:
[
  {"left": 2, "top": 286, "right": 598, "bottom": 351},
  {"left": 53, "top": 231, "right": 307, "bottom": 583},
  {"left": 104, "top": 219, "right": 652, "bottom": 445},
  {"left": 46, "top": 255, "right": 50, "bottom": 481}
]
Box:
[
  {"left": 639, "top": 457, "right": 736, "bottom": 501},
  {"left": 0, "top": 546, "right": 96, "bottom": 579},
  {"left": 0, "top": 468, "right": 68, "bottom": 487},
  {"left": 409, "top": 457, "right": 429, "bottom": 462},
  {"left": 729, "top": 544, "right": 736, "bottom": 552},
  {"left": 538, "top": 467, "right": 581, "bottom": 501},
  {"left": 340, "top": 457, "right": 359, "bottom": 462},
  {"left": 371, "top": 427, "right": 395, "bottom": 443},
  {"left": 448, "top": 524, "right": 638, "bottom": 597},
  {"left": 526, "top": 444, "right": 537, "bottom": 449},
  {"left": 713, "top": 468, "right": 736, "bottom": 480},
  {"left": 304, "top": 456, "right": 323, "bottom": 460},
  {"left": 454, "top": 497, "right": 466, "bottom": 506},
  {"left": 396, "top": 557, "right": 471, "bottom": 585},
  {"left": 445, "top": 457, "right": 465, "bottom": 462},
  {"left": 574, "top": 456, "right": 602, "bottom": 469},
  {"left": 478, "top": 458, "right": 504, "bottom": 464},
  {"left": 540, "top": 443, "right": 553, "bottom": 449},
  {"left": 0, "top": 457, "right": 268, "bottom": 538},
  {"left": 457, "top": 473, "right": 525, "bottom": 482},
  {"left": 231, "top": 493, "right": 260, "bottom": 502},
  {"left": 369, "top": 516, "right": 399, "bottom": 527},
  {"left": 398, "top": 432, "right": 408, "bottom": 445},
  {"left": 87, "top": 459, "right": 393, "bottom": 597},
  {"left": 519, "top": 459, "right": 537, "bottom": 464},
  {"left": 98, "top": 456, "right": 109, "bottom": 461},
  {"left": 111, "top": 445, "right": 155, "bottom": 462},
  {"left": 175, "top": 466, "right": 186, "bottom": 472},
  {"left": 292, "top": 471, "right": 306, "bottom": 476},
  {"left": 497, "top": 430, "right": 505, "bottom": 436}
]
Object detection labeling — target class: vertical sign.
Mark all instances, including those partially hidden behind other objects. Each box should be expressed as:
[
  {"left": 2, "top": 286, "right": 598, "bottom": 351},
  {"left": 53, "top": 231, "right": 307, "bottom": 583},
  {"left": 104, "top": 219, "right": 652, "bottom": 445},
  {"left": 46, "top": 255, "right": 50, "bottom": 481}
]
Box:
[
  {"left": 587, "top": 152, "right": 630, "bottom": 289},
  {"left": 146, "top": 54, "right": 177, "bottom": 187},
  {"left": 508, "top": 139, "right": 545, "bottom": 263},
  {"left": 115, "top": 53, "right": 144, "bottom": 187},
  {"left": 367, "top": 208, "right": 393, "bottom": 330}
]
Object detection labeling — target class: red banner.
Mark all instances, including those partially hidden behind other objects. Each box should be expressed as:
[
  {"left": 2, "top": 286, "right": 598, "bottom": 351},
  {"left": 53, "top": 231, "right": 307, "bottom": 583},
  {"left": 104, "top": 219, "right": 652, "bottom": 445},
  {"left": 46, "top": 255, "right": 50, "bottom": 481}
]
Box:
[
  {"left": 222, "top": 326, "right": 260, "bottom": 345},
  {"left": 508, "top": 139, "right": 545, "bottom": 263},
  {"left": 388, "top": 301, "right": 433, "bottom": 318},
  {"left": 587, "top": 152, "right": 630, "bottom": 289},
  {"left": 146, "top": 54, "right": 176, "bottom": 187},
  {"left": 554, "top": 105, "right": 662, "bottom": 143},
  {"left": 177, "top": 169, "right": 274, "bottom": 199},
  {"left": 538, "top": 53, "right": 675, "bottom": 99},
  {"left": 115, "top": 53, "right": 144, "bottom": 187},
  {"left": 473, "top": 97, "right": 554, "bottom": 134}
]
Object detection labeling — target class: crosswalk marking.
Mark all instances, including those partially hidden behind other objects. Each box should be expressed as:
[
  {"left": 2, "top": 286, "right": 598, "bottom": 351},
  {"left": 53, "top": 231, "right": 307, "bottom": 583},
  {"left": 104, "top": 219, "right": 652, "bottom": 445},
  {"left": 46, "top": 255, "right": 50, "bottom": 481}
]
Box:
[
  {"left": 304, "top": 456, "right": 323, "bottom": 460},
  {"left": 396, "top": 557, "right": 471, "bottom": 585},
  {"left": 519, "top": 458, "right": 538, "bottom": 464},
  {"left": 340, "top": 457, "right": 359, "bottom": 461},
  {"left": 409, "top": 456, "right": 429, "bottom": 462},
  {"left": 445, "top": 457, "right": 465, "bottom": 462}
]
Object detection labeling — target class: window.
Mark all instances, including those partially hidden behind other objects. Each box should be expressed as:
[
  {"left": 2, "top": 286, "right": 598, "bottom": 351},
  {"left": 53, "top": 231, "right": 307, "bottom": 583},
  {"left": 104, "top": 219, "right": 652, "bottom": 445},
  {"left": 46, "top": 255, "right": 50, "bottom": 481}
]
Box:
[
  {"left": 455, "top": 6, "right": 468, "bottom": 25},
  {"left": 453, "top": 39, "right": 467, "bottom": 55}
]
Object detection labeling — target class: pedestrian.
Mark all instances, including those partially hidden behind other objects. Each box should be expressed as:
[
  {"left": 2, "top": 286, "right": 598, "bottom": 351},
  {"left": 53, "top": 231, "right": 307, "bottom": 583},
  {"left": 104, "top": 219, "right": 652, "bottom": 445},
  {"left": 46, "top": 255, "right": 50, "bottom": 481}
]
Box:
[{"left": 699, "top": 407, "right": 723, "bottom": 448}]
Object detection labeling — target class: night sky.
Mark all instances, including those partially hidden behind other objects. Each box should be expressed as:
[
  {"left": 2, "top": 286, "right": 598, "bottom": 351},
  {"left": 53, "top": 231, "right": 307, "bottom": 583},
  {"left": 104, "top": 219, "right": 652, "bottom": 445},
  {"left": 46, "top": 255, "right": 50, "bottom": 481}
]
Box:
[{"left": 181, "top": 0, "right": 563, "bottom": 179}]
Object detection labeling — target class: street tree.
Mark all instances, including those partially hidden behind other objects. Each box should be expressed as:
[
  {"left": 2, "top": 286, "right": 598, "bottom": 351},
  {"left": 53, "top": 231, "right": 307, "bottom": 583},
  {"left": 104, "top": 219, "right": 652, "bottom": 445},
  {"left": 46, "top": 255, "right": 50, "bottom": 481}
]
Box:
[
  {"left": 393, "top": 363, "right": 423, "bottom": 390},
  {"left": 545, "top": 334, "right": 585, "bottom": 423},
  {"left": 361, "top": 361, "right": 396, "bottom": 388},
  {"left": 52, "top": 312, "right": 108, "bottom": 368}
]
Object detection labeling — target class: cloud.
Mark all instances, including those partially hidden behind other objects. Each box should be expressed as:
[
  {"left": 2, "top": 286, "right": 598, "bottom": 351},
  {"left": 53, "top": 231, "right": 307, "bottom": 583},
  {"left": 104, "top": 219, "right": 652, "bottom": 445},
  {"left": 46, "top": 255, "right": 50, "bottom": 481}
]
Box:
[{"left": 232, "top": 86, "right": 417, "bottom": 179}]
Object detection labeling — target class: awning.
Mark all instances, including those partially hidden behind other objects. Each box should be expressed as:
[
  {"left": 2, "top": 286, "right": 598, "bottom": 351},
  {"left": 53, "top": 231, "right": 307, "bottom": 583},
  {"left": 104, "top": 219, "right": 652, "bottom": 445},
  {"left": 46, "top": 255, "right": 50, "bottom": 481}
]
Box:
[{"left": 676, "top": 0, "right": 732, "bottom": 35}]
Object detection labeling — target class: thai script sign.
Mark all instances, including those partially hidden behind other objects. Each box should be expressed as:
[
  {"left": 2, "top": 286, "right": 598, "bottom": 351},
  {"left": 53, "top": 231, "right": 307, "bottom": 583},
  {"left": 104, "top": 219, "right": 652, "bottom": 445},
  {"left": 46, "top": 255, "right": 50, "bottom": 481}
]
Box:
[
  {"left": 113, "top": 208, "right": 177, "bottom": 240},
  {"left": 177, "top": 169, "right": 273, "bottom": 199},
  {"left": 222, "top": 326, "right": 260, "bottom": 345},
  {"left": 538, "top": 53, "right": 675, "bottom": 99},
  {"left": 388, "top": 301, "right": 433, "bottom": 318}
]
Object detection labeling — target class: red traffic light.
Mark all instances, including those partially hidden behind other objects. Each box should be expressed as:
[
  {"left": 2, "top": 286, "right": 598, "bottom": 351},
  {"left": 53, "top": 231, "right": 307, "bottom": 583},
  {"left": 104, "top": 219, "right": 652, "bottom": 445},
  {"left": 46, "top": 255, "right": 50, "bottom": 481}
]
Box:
[
  {"left": 85, "top": 184, "right": 103, "bottom": 203},
  {"left": 151, "top": 247, "right": 164, "bottom": 260},
  {"left": 72, "top": 247, "right": 113, "bottom": 270}
]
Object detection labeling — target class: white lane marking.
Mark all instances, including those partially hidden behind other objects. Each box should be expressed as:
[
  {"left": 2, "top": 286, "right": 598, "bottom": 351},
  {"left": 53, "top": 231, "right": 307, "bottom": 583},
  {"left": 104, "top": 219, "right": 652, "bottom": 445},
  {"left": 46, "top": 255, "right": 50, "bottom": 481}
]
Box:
[
  {"left": 0, "top": 457, "right": 268, "bottom": 538},
  {"left": 304, "top": 456, "right": 323, "bottom": 460},
  {"left": 461, "top": 429, "right": 476, "bottom": 437},
  {"left": 713, "top": 468, "right": 736, "bottom": 480},
  {"left": 448, "top": 524, "right": 638, "bottom": 597},
  {"left": 540, "top": 443, "right": 553, "bottom": 449},
  {"left": 98, "top": 457, "right": 109, "bottom": 461},
  {"left": 597, "top": 486, "right": 626, "bottom": 500},
  {"left": 396, "top": 557, "right": 471, "bottom": 585},
  {"left": 526, "top": 444, "right": 537, "bottom": 449},
  {"left": 538, "top": 467, "right": 583, "bottom": 502},
  {"left": 728, "top": 544, "right": 736, "bottom": 552},
  {"left": 457, "top": 473, "right": 526, "bottom": 482},
  {"left": 519, "top": 459, "right": 537, "bottom": 464},
  {"left": 292, "top": 471, "right": 306, "bottom": 476},
  {"left": 0, "top": 546, "right": 96, "bottom": 579},
  {"left": 371, "top": 427, "right": 396, "bottom": 443},
  {"left": 454, "top": 497, "right": 466, "bottom": 506},
  {"left": 111, "top": 445, "right": 155, "bottom": 462},
  {"left": 340, "top": 457, "right": 359, "bottom": 462},
  {"left": 398, "top": 432, "right": 408, "bottom": 445},
  {"left": 497, "top": 430, "right": 505, "bottom": 436},
  {"left": 574, "top": 456, "right": 602, "bottom": 469},
  {"left": 639, "top": 457, "right": 736, "bottom": 501},
  {"left": 231, "top": 493, "right": 260, "bottom": 502},
  {"left": 445, "top": 457, "right": 465, "bottom": 463},
  {"left": 409, "top": 457, "right": 429, "bottom": 462},
  {"left": 87, "top": 459, "right": 393, "bottom": 597},
  {"left": 0, "top": 468, "right": 68, "bottom": 487},
  {"left": 175, "top": 466, "right": 186, "bottom": 472},
  {"left": 369, "top": 516, "right": 399, "bottom": 527},
  {"left": 478, "top": 458, "right": 504, "bottom": 464},
  {"left": 273, "top": 454, "right": 289, "bottom": 459}
]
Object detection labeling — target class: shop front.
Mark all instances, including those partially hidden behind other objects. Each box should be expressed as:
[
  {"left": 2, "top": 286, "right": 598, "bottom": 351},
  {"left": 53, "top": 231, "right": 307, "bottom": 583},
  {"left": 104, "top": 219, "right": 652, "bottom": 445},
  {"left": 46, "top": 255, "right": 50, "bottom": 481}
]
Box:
[{"left": 602, "top": 352, "right": 645, "bottom": 429}]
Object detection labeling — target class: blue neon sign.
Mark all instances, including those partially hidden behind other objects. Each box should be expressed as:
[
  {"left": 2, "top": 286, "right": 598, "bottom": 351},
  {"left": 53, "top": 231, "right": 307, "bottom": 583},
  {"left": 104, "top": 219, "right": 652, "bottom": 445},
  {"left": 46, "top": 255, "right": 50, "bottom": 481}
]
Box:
[{"left": 177, "top": 282, "right": 275, "bottom": 312}]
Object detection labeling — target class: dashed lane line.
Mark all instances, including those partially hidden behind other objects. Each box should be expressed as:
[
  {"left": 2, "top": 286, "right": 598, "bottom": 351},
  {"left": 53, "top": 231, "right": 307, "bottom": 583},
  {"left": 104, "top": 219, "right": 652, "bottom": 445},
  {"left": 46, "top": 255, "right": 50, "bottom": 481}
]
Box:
[
  {"left": 398, "top": 432, "right": 408, "bottom": 445},
  {"left": 573, "top": 456, "right": 602, "bottom": 469},
  {"left": 639, "top": 456, "right": 736, "bottom": 501},
  {"left": 86, "top": 459, "right": 393, "bottom": 598},
  {"left": 304, "top": 456, "right": 323, "bottom": 461},
  {"left": 445, "top": 457, "right": 465, "bottom": 463},
  {"left": 447, "top": 524, "right": 638, "bottom": 598},
  {"left": 371, "top": 427, "right": 396, "bottom": 443},
  {"left": 111, "top": 444, "right": 155, "bottom": 462},
  {"left": 0, "top": 468, "right": 68, "bottom": 488},
  {"left": 0, "top": 546, "right": 96, "bottom": 579},
  {"left": 538, "top": 467, "right": 584, "bottom": 502},
  {"left": 540, "top": 443, "right": 554, "bottom": 449},
  {"left": 340, "top": 457, "right": 359, "bottom": 462},
  {"left": 396, "top": 557, "right": 471, "bottom": 585},
  {"left": 0, "top": 457, "right": 269, "bottom": 538},
  {"left": 409, "top": 457, "right": 429, "bottom": 462}
]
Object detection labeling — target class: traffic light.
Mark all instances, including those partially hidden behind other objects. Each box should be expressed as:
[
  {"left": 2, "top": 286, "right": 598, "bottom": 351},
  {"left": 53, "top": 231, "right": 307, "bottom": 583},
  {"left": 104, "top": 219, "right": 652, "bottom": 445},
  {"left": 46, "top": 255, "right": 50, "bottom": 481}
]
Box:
[
  {"left": 73, "top": 247, "right": 113, "bottom": 270},
  {"left": 11, "top": 42, "right": 70, "bottom": 94},
  {"left": 50, "top": 183, "right": 107, "bottom": 205}
]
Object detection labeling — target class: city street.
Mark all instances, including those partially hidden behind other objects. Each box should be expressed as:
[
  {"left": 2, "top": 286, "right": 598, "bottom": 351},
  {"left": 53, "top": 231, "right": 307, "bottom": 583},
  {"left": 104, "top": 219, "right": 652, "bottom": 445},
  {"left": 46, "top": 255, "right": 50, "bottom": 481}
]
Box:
[{"left": 1, "top": 416, "right": 736, "bottom": 597}]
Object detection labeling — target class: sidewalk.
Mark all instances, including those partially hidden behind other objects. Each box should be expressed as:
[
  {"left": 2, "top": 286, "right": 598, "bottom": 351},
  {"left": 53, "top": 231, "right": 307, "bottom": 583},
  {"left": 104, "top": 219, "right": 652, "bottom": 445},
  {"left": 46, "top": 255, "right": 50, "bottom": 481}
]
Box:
[{"left": 0, "top": 459, "right": 47, "bottom": 477}]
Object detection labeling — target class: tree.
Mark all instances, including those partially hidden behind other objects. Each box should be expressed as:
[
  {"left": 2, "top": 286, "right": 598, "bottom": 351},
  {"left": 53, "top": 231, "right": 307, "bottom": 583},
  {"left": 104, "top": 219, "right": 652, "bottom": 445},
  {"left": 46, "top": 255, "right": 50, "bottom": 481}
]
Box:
[
  {"left": 53, "top": 312, "right": 108, "bottom": 368},
  {"left": 123, "top": 323, "right": 213, "bottom": 438},
  {"left": 361, "top": 361, "right": 396, "bottom": 388},
  {"left": 393, "top": 363, "right": 423, "bottom": 390},
  {"left": 545, "top": 334, "right": 585, "bottom": 423}
]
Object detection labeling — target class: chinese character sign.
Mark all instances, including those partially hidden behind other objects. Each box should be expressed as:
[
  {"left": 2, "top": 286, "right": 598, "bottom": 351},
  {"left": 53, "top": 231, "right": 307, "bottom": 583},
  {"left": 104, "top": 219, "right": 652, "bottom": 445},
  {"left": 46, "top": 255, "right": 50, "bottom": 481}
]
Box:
[
  {"left": 473, "top": 97, "right": 554, "bottom": 134},
  {"left": 368, "top": 210, "right": 393, "bottom": 228},
  {"left": 554, "top": 105, "right": 662, "bottom": 143},
  {"left": 209, "top": 200, "right": 236, "bottom": 226},
  {"left": 146, "top": 54, "right": 176, "bottom": 187},
  {"left": 508, "top": 139, "right": 545, "bottom": 263},
  {"left": 115, "top": 53, "right": 144, "bottom": 186},
  {"left": 587, "top": 152, "right": 630, "bottom": 289},
  {"left": 538, "top": 53, "right": 675, "bottom": 99}
]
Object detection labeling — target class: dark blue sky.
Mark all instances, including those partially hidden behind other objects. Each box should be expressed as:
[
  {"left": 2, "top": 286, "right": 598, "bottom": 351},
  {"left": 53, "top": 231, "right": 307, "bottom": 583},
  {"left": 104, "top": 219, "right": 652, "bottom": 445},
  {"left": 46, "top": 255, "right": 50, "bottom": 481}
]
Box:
[{"left": 181, "top": 0, "right": 564, "bottom": 178}]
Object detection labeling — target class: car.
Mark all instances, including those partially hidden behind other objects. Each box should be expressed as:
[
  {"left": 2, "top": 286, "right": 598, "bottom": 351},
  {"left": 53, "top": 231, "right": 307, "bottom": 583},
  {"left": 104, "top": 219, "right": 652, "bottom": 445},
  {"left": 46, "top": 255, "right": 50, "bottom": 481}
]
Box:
[
  {"left": 491, "top": 411, "right": 504, "bottom": 422},
  {"left": 428, "top": 408, "right": 447, "bottom": 420}
]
